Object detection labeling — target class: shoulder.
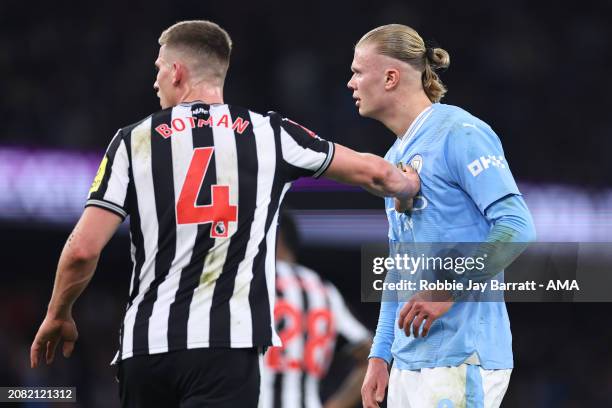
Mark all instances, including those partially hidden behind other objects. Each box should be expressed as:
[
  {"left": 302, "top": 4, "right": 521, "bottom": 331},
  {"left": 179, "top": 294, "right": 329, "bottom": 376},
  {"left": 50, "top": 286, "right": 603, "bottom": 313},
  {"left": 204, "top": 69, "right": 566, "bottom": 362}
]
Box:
[{"left": 436, "top": 104, "right": 498, "bottom": 145}]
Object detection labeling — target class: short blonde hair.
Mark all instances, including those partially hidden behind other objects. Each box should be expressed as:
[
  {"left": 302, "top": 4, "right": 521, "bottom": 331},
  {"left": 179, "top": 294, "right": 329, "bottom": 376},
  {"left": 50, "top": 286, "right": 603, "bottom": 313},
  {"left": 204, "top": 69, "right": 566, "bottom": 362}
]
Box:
[
  {"left": 159, "top": 20, "right": 232, "bottom": 80},
  {"left": 357, "top": 24, "right": 450, "bottom": 103}
]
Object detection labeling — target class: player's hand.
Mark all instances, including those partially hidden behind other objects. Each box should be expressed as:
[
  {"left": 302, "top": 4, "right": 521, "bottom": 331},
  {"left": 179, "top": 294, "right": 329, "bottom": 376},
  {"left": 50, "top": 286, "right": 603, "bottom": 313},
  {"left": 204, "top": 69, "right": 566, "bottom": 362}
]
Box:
[
  {"left": 394, "top": 162, "right": 416, "bottom": 213},
  {"left": 398, "top": 290, "right": 454, "bottom": 338},
  {"left": 361, "top": 357, "right": 389, "bottom": 408},
  {"left": 30, "top": 314, "right": 78, "bottom": 368}
]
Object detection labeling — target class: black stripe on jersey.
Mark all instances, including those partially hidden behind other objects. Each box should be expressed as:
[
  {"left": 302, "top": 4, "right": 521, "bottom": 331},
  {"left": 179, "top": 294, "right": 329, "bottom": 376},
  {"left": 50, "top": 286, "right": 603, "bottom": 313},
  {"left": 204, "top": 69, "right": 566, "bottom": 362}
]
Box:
[
  {"left": 132, "top": 109, "right": 176, "bottom": 355},
  {"left": 94, "top": 129, "right": 123, "bottom": 199},
  {"left": 167, "top": 104, "right": 215, "bottom": 351},
  {"left": 249, "top": 113, "right": 284, "bottom": 346},
  {"left": 279, "top": 119, "right": 329, "bottom": 153},
  {"left": 209, "top": 105, "right": 259, "bottom": 345},
  {"left": 273, "top": 370, "right": 283, "bottom": 408}
]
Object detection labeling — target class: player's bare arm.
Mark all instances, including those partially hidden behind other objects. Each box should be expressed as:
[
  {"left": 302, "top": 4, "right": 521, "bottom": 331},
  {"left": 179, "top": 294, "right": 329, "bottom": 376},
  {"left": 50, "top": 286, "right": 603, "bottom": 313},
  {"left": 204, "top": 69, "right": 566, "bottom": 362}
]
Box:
[
  {"left": 361, "top": 357, "right": 389, "bottom": 408},
  {"left": 30, "top": 207, "right": 122, "bottom": 368},
  {"left": 323, "top": 143, "right": 420, "bottom": 200}
]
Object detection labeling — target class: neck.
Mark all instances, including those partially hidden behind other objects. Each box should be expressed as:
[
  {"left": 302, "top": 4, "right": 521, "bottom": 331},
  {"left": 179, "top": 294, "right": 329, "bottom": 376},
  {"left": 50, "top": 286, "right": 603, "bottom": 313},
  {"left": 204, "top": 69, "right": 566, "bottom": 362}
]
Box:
[
  {"left": 378, "top": 91, "right": 432, "bottom": 138},
  {"left": 178, "top": 81, "right": 224, "bottom": 105}
]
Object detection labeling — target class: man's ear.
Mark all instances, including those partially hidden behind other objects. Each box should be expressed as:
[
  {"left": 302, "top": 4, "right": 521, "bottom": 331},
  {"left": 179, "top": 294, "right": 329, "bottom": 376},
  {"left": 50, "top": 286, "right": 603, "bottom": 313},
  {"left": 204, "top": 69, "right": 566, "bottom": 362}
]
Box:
[
  {"left": 384, "top": 68, "right": 400, "bottom": 90},
  {"left": 172, "top": 62, "right": 183, "bottom": 86}
]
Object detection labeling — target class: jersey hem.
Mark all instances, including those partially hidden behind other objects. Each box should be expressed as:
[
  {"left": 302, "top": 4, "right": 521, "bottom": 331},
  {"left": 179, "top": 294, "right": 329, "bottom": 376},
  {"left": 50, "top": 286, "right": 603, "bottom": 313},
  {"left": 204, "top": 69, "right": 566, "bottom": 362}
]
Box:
[
  {"left": 392, "top": 356, "right": 513, "bottom": 371},
  {"left": 112, "top": 340, "right": 272, "bottom": 364}
]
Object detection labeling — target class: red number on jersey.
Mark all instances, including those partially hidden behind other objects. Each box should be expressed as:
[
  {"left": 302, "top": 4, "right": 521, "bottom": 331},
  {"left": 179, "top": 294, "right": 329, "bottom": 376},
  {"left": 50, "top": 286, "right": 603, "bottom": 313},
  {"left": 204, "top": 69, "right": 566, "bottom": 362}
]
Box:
[
  {"left": 265, "top": 301, "right": 336, "bottom": 378},
  {"left": 304, "top": 308, "right": 335, "bottom": 378},
  {"left": 176, "top": 147, "right": 237, "bottom": 237},
  {"left": 266, "top": 300, "right": 303, "bottom": 371}
]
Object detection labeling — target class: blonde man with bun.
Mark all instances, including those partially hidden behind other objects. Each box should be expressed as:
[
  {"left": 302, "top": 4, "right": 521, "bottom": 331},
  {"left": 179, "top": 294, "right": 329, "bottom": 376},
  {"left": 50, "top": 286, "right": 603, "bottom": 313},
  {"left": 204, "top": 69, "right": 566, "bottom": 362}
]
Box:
[{"left": 349, "top": 25, "right": 536, "bottom": 408}]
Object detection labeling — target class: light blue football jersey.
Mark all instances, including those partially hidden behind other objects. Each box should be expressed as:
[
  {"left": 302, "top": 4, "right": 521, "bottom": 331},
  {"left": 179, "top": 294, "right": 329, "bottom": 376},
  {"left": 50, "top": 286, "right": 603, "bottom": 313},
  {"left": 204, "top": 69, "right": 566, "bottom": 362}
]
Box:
[{"left": 372, "top": 103, "right": 521, "bottom": 370}]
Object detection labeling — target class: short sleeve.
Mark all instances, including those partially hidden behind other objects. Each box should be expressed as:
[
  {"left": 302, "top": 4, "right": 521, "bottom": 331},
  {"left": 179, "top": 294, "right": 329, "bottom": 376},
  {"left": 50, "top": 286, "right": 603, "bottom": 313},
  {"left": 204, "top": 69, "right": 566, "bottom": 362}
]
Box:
[
  {"left": 445, "top": 123, "right": 520, "bottom": 214},
  {"left": 278, "top": 117, "right": 335, "bottom": 181},
  {"left": 85, "top": 129, "right": 130, "bottom": 220}
]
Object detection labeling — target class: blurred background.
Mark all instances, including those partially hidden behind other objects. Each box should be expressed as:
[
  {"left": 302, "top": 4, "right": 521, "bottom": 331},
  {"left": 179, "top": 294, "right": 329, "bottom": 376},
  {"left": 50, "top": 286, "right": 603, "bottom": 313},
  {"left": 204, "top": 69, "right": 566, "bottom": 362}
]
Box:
[{"left": 1, "top": 0, "right": 612, "bottom": 406}]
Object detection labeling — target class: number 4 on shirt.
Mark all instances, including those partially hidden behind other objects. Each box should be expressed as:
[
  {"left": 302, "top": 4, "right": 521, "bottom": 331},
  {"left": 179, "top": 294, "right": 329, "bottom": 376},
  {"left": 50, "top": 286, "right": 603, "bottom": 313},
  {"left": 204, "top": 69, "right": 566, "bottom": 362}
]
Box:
[{"left": 176, "top": 147, "right": 237, "bottom": 238}]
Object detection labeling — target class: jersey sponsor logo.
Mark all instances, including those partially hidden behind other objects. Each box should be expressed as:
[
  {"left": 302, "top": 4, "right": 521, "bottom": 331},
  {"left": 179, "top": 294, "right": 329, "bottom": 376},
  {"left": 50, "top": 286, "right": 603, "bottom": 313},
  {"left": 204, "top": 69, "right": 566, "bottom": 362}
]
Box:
[
  {"left": 191, "top": 106, "right": 209, "bottom": 115},
  {"left": 467, "top": 155, "right": 506, "bottom": 177},
  {"left": 154, "top": 115, "right": 251, "bottom": 138},
  {"left": 89, "top": 155, "right": 108, "bottom": 195}
]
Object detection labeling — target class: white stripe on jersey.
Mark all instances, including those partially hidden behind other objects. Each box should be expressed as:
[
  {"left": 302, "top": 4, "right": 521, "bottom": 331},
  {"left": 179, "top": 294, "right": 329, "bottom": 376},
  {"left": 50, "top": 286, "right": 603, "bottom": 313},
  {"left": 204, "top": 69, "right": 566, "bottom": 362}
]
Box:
[
  {"left": 102, "top": 139, "right": 130, "bottom": 209},
  {"left": 186, "top": 104, "right": 237, "bottom": 347},
  {"left": 280, "top": 126, "right": 328, "bottom": 172},
  {"left": 121, "top": 117, "right": 157, "bottom": 360},
  {"left": 304, "top": 376, "right": 321, "bottom": 408},
  {"left": 148, "top": 104, "right": 197, "bottom": 353},
  {"left": 187, "top": 238, "right": 229, "bottom": 347}
]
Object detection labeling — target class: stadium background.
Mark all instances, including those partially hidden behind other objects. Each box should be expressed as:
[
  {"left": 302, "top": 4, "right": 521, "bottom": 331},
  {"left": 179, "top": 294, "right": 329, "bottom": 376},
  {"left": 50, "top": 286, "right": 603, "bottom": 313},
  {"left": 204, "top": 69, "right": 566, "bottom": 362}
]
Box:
[{"left": 1, "top": 1, "right": 611, "bottom": 406}]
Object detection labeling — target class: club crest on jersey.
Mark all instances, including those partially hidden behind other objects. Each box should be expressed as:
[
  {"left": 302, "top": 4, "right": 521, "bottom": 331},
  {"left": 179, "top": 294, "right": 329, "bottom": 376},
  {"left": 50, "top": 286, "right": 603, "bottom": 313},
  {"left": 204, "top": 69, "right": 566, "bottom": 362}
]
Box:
[
  {"left": 211, "top": 221, "right": 228, "bottom": 238},
  {"left": 409, "top": 154, "right": 423, "bottom": 174}
]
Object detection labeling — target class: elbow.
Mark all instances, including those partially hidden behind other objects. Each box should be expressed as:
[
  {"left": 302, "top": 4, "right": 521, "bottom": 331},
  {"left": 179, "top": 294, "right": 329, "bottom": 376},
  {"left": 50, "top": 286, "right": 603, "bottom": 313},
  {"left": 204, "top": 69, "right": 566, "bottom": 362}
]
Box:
[
  {"left": 373, "top": 165, "right": 395, "bottom": 193},
  {"left": 359, "top": 154, "right": 390, "bottom": 192},
  {"left": 514, "top": 217, "right": 536, "bottom": 244},
  {"left": 65, "top": 242, "right": 100, "bottom": 265},
  {"left": 521, "top": 210, "right": 537, "bottom": 243}
]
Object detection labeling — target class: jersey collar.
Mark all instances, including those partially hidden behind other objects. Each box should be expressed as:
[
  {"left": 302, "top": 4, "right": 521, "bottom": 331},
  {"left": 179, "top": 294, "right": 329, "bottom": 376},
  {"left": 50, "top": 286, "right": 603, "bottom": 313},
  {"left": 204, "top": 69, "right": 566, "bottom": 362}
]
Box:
[{"left": 399, "top": 104, "right": 434, "bottom": 151}]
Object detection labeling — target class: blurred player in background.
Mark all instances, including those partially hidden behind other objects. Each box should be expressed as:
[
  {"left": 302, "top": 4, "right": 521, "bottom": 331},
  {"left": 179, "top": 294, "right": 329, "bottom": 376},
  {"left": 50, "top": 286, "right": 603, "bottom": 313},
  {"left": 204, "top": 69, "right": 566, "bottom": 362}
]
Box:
[
  {"left": 347, "top": 25, "right": 536, "bottom": 407},
  {"left": 30, "top": 20, "right": 420, "bottom": 408},
  {"left": 260, "top": 210, "right": 372, "bottom": 408}
]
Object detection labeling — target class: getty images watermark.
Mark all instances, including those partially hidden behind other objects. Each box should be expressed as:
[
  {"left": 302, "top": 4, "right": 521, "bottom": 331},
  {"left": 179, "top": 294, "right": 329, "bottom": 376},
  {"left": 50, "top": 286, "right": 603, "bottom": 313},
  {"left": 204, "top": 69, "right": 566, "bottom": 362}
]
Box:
[
  {"left": 372, "top": 252, "right": 486, "bottom": 291},
  {"left": 371, "top": 252, "right": 577, "bottom": 293},
  {"left": 360, "top": 243, "right": 606, "bottom": 303}
]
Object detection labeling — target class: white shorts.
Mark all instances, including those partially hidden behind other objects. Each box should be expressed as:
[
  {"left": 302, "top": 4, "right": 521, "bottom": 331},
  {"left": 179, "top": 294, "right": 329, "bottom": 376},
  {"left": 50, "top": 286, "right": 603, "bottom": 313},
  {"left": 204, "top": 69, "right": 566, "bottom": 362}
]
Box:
[{"left": 388, "top": 364, "right": 512, "bottom": 408}]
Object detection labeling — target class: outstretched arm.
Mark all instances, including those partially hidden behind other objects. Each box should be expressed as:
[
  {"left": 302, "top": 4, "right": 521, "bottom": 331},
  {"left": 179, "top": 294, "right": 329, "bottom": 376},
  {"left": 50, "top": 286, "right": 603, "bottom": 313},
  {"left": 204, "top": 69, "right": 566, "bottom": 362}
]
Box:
[
  {"left": 323, "top": 143, "right": 420, "bottom": 201},
  {"left": 30, "top": 207, "right": 122, "bottom": 368}
]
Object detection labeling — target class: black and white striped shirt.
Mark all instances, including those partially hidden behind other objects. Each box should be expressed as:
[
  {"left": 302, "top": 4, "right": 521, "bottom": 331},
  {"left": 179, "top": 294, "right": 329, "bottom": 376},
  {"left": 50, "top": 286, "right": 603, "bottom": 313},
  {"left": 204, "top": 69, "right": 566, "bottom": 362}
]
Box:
[
  {"left": 260, "top": 261, "right": 371, "bottom": 408},
  {"left": 86, "top": 102, "right": 334, "bottom": 362}
]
